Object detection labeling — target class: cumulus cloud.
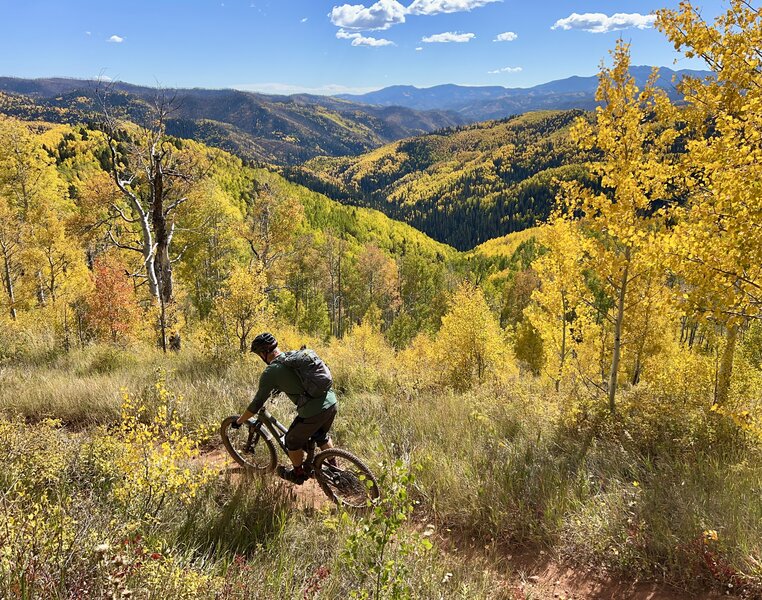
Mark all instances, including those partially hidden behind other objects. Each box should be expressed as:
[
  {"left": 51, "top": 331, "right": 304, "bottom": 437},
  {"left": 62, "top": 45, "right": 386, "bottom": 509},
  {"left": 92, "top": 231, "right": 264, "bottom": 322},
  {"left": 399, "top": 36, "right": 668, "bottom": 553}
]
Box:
[
  {"left": 407, "top": 0, "right": 500, "bottom": 15},
  {"left": 336, "top": 29, "right": 394, "bottom": 46},
  {"left": 107, "top": 35, "right": 124, "bottom": 43},
  {"left": 421, "top": 31, "right": 475, "bottom": 43},
  {"left": 494, "top": 31, "right": 517, "bottom": 42},
  {"left": 552, "top": 12, "right": 656, "bottom": 33},
  {"left": 330, "top": 0, "right": 406, "bottom": 30},
  {"left": 488, "top": 66, "right": 522, "bottom": 74}
]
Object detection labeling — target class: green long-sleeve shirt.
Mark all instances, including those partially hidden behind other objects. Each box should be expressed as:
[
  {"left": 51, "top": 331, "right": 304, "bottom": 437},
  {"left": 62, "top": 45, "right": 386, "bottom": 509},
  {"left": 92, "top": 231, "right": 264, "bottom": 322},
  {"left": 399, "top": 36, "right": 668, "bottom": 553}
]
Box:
[{"left": 246, "top": 360, "right": 337, "bottom": 418}]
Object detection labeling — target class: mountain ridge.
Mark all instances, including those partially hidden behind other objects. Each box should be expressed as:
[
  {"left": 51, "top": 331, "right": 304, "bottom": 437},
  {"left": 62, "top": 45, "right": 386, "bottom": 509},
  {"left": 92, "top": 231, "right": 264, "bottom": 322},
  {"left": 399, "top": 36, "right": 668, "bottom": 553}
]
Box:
[
  {"left": 0, "top": 77, "right": 464, "bottom": 165},
  {"left": 336, "top": 66, "right": 713, "bottom": 120}
]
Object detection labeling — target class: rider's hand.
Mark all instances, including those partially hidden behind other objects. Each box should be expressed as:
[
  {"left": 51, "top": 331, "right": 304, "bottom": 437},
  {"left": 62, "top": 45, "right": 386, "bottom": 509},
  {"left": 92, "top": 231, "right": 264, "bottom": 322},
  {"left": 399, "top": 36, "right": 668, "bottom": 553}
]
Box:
[{"left": 230, "top": 416, "right": 242, "bottom": 429}]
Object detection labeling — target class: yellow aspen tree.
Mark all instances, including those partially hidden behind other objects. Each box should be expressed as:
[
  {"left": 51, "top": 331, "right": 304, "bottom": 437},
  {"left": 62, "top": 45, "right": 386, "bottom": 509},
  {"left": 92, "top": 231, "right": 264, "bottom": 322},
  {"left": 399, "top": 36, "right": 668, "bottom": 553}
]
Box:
[
  {"left": 565, "top": 41, "right": 678, "bottom": 412},
  {"left": 526, "top": 217, "right": 596, "bottom": 391},
  {"left": 175, "top": 178, "right": 247, "bottom": 319},
  {"left": 657, "top": 1, "right": 762, "bottom": 404},
  {"left": 0, "top": 117, "right": 68, "bottom": 316},
  {"left": 215, "top": 265, "right": 269, "bottom": 352},
  {"left": 25, "top": 207, "right": 89, "bottom": 307},
  {"left": 354, "top": 244, "right": 401, "bottom": 328},
  {"left": 434, "top": 282, "right": 514, "bottom": 391},
  {"left": 241, "top": 182, "right": 304, "bottom": 289}
]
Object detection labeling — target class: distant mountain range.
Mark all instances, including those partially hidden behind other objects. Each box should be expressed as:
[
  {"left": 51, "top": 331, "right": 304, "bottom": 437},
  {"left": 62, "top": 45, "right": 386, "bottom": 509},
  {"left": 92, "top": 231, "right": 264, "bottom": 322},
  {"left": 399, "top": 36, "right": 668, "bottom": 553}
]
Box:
[
  {"left": 337, "top": 66, "right": 713, "bottom": 121},
  {"left": 0, "top": 67, "right": 711, "bottom": 167},
  {"left": 0, "top": 77, "right": 463, "bottom": 165}
]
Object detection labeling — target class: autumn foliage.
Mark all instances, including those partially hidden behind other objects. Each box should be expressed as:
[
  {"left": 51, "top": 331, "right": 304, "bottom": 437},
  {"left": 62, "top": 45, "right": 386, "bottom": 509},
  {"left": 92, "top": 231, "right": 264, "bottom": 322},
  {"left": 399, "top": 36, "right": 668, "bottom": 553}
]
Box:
[{"left": 86, "top": 253, "right": 140, "bottom": 343}]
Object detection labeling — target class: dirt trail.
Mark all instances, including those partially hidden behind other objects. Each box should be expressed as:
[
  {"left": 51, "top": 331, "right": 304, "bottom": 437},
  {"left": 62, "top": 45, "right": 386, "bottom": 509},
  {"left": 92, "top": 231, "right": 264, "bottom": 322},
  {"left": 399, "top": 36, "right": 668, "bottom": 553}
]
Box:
[
  {"left": 197, "top": 447, "right": 332, "bottom": 510},
  {"left": 200, "top": 447, "right": 740, "bottom": 600},
  {"left": 491, "top": 554, "right": 735, "bottom": 599}
]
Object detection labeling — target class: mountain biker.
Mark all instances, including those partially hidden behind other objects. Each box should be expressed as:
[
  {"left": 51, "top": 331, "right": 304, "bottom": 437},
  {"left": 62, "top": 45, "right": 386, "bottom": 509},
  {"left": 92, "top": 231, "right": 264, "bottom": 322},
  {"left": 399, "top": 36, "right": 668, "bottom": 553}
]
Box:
[{"left": 233, "top": 332, "right": 337, "bottom": 485}]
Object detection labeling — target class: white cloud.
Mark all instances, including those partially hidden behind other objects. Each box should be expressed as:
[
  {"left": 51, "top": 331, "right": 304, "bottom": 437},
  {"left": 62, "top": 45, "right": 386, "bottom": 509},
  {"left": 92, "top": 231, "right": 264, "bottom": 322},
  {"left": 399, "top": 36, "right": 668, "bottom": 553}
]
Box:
[
  {"left": 488, "top": 66, "right": 522, "bottom": 74},
  {"left": 353, "top": 35, "right": 395, "bottom": 46},
  {"left": 85, "top": 31, "right": 91, "bottom": 36},
  {"left": 233, "top": 83, "right": 381, "bottom": 96},
  {"left": 407, "top": 0, "right": 500, "bottom": 15},
  {"left": 421, "top": 31, "right": 474, "bottom": 43},
  {"left": 415, "top": 46, "right": 423, "bottom": 51},
  {"left": 552, "top": 12, "right": 656, "bottom": 33},
  {"left": 107, "top": 35, "right": 124, "bottom": 43},
  {"left": 494, "top": 31, "right": 517, "bottom": 42},
  {"left": 329, "top": 0, "right": 406, "bottom": 30},
  {"left": 336, "top": 29, "right": 394, "bottom": 46},
  {"left": 301, "top": 17, "right": 308, "bottom": 22}
]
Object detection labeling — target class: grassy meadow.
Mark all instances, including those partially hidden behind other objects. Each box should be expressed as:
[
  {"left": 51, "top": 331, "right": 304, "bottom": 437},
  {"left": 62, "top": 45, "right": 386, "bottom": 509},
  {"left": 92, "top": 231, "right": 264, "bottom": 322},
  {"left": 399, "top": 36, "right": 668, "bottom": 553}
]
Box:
[{"left": 2, "top": 331, "right": 762, "bottom": 599}]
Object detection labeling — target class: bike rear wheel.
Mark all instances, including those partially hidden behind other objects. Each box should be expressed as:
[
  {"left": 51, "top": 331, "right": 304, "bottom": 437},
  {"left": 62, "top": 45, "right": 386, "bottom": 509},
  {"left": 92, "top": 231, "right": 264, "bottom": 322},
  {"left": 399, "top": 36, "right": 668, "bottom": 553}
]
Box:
[
  {"left": 220, "top": 416, "right": 277, "bottom": 472},
  {"left": 313, "top": 448, "right": 379, "bottom": 509}
]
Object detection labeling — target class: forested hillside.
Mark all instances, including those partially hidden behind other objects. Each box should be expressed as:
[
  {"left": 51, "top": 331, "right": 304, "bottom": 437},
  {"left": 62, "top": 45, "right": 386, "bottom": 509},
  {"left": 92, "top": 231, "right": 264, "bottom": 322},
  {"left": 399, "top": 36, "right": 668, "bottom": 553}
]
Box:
[
  {"left": 0, "top": 78, "right": 464, "bottom": 164},
  {"left": 289, "top": 109, "right": 594, "bottom": 249},
  {"left": 0, "top": 116, "right": 476, "bottom": 355}
]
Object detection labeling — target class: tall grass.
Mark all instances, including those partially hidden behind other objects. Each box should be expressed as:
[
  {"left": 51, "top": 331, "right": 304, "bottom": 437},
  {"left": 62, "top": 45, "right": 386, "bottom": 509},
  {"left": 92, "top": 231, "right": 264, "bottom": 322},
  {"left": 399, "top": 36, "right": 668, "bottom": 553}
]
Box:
[{"left": 2, "top": 343, "right": 761, "bottom": 595}]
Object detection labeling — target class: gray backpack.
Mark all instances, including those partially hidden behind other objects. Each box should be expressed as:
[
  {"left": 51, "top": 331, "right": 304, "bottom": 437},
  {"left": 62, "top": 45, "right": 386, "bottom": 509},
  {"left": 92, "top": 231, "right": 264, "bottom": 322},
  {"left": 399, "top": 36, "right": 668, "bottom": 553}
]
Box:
[{"left": 277, "top": 349, "right": 333, "bottom": 406}]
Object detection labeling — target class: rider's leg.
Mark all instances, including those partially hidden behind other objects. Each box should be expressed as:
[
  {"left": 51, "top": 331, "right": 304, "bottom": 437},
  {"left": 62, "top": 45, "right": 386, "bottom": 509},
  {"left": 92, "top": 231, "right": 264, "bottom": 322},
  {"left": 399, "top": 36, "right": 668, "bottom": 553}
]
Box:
[
  {"left": 282, "top": 406, "right": 338, "bottom": 481},
  {"left": 281, "top": 418, "right": 311, "bottom": 483},
  {"left": 287, "top": 449, "right": 305, "bottom": 467}
]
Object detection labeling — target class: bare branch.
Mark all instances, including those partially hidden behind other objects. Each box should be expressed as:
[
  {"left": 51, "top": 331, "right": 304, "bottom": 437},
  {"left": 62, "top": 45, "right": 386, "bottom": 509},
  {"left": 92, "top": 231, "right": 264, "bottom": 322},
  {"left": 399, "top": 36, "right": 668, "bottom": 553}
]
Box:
[
  {"left": 110, "top": 203, "right": 141, "bottom": 224},
  {"left": 107, "top": 230, "right": 144, "bottom": 254},
  {"left": 170, "top": 244, "right": 190, "bottom": 264},
  {"left": 124, "top": 269, "right": 148, "bottom": 280},
  {"left": 163, "top": 197, "right": 188, "bottom": 216}
]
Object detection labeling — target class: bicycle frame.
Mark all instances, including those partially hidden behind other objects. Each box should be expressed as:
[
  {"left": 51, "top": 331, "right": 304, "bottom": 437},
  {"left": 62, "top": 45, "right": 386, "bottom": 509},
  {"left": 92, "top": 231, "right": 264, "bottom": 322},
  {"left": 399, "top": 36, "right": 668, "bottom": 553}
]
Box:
[
  {"left": 249, "top": 407, "right": 289, "bottom": 453},
  {"left": 247, "top": 407, "right": 319, "bottom": 463}
]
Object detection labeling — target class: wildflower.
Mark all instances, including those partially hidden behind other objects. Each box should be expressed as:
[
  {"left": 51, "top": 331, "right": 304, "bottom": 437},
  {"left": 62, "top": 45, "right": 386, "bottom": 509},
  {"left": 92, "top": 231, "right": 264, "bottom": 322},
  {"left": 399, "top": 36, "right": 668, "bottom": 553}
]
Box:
[
  {"left": 703, "top": 529, "right": 719, "bottom": 543},
  {"left": 95, "top": 543, "right": 111, "bottom": 555},
  {"left": 442, "top": 572, "right": 453, "bottom": 584},
  {"left": 632, "top": 481, "right": 639, "bottom": 487}
]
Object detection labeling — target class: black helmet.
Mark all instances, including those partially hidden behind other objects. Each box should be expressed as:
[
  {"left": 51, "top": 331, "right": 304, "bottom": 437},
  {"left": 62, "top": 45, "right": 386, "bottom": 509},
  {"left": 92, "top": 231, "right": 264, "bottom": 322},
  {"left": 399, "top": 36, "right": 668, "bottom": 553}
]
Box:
[{"left": 251, "top": 332, "right": 277, "bottom": 354}]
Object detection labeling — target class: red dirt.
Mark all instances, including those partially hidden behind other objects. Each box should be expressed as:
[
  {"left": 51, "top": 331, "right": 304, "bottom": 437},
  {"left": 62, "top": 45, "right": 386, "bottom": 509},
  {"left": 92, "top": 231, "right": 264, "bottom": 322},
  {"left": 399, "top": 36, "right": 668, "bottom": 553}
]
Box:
[
  {"left": 197, "top": 447, "right": 332, "bottom": 510},
  {"left": 498, "top": 555, "right": 736, "bottom": 599}
]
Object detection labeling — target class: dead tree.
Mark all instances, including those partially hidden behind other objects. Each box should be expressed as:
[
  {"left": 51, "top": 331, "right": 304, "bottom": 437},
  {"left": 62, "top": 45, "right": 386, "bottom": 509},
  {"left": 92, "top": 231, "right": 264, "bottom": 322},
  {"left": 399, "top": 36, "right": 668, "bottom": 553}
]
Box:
[{"left": 97, "top": 85, "right": 197, "bottom": 350}]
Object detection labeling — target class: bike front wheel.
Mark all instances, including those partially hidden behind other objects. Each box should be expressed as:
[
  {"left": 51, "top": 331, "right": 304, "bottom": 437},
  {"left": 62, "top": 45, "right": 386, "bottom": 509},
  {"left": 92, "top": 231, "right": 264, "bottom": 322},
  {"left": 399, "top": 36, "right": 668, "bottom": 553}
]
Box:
[
  {"left": 313, "top": 448, "right": 380, "bottom": 509},
  {"left": 220, "top": 416, "right": 277, "bottom": 472}
]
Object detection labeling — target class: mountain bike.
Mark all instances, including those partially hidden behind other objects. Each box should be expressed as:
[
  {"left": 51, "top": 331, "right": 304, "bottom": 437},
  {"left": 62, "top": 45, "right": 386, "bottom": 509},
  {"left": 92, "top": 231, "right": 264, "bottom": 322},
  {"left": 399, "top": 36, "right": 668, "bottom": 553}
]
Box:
[{"left": 220, "top": 407, "right": 379, "bottom": 510}]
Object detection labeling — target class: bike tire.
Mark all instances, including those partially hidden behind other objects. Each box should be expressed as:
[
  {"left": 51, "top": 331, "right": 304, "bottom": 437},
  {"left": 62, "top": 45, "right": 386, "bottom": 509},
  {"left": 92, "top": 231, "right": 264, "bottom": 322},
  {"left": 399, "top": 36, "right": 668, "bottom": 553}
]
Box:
[
  {"left": 313, "top": 448, "right": 380, "bottom": 509},
  {"left": 220, "top": 416, "right": 277, "bottom": 473}
]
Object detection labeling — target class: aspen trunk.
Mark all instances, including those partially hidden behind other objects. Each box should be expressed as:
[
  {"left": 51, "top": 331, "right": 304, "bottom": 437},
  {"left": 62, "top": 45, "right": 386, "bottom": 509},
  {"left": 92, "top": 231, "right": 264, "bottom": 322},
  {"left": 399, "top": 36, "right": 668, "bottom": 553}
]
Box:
[
  {"left": 1, "top": 244, "right": 16, "bottom": 320},
  {"left": 715, "top": 324, "right": 738, "bottom": 406},
  {"left": 556, "top": 292, "right": 568, "bottom": 393},
  {"left": 608, "top": 258, "right": 630, "bottom": 413}
]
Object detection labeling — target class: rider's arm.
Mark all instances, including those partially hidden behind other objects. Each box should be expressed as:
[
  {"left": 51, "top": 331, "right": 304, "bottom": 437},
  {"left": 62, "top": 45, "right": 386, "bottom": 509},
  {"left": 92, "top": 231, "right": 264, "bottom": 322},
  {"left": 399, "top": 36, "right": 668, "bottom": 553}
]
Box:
[
  {"left": 236, "top": 367, "right": 277, "bottom": 425},
  {"left": 235, "top": 409, "right": 256, "bottom": 426}
]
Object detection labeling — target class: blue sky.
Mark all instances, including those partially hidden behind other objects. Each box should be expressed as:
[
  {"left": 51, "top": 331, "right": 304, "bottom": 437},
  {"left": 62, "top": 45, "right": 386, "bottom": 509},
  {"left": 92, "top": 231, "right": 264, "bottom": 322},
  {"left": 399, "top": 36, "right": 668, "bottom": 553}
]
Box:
[{"left": 0, "top": 0, "right": 726, "bottom": 95}]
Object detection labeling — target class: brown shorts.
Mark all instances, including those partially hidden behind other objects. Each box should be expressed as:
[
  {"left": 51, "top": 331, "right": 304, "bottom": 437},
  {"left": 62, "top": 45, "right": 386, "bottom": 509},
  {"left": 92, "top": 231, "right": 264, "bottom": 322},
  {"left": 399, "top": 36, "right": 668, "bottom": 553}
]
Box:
[{"left": 285, "top": 404, "right": 337, "bottom": 451}]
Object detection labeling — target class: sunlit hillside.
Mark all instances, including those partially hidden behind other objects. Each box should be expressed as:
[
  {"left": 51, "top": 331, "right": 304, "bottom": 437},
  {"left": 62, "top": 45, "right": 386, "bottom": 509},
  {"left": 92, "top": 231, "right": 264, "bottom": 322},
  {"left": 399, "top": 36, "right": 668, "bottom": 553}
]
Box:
[{"left": 290, "top": 110, "right": 595, "bottom": 249}]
